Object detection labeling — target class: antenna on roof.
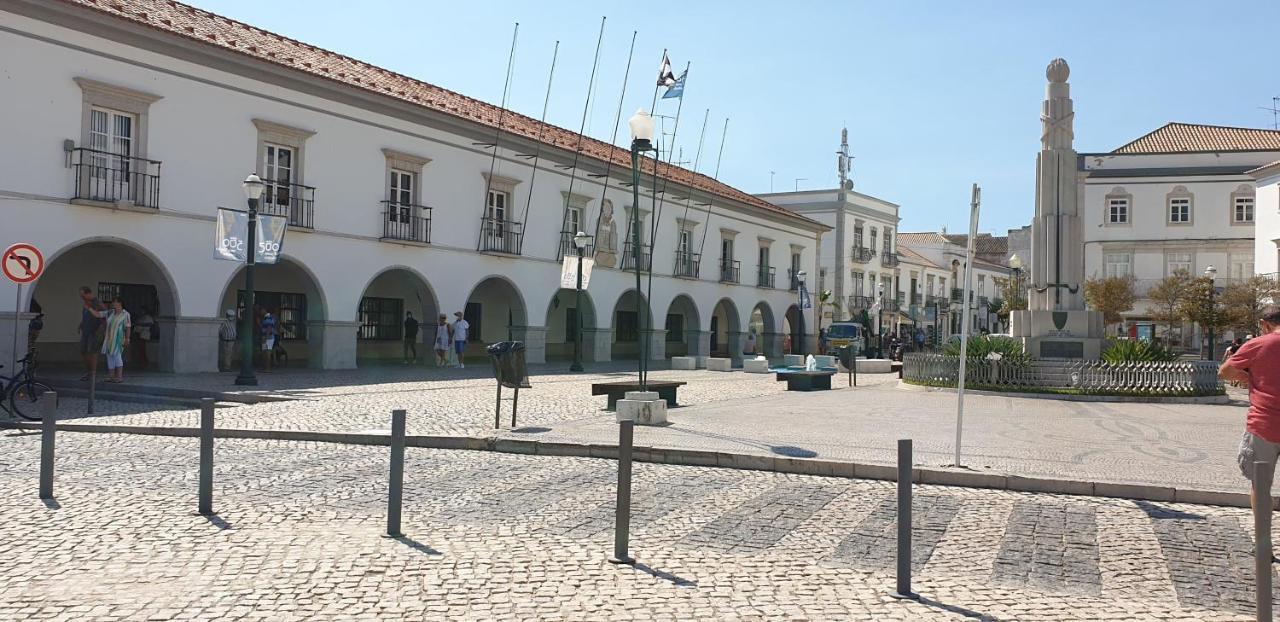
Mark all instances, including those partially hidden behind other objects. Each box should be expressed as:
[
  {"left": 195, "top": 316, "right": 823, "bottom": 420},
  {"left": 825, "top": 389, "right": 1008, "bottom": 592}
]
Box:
[{"left": 1262, "top": 96, "right": 1280, "bottom": 130}]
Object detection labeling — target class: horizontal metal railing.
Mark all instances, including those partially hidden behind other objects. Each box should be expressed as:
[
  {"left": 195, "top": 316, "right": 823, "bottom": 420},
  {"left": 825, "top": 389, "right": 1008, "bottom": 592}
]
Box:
[
  {"left": 881, "top": 252, "right": 899, "bottom": 268},
  {"left": 787, "top": 269, "right": 802, "bottom": 291},
  {"left": 381, "top": 201, "right": 432, "bottom": 244},
  {"left": 756, "top": 266, "right": 776, "bottom": 288},
  {"left": 260, "top": 178, "right": 316, "bottom": 229},
  {"left": 674, "top": 251, "right": 700, "bottom": 278},
  {"left": 621, "top": 241, "right": 652, "bottom": 272},
  {"left": 903, "top": 353, "right": 1222, "bottom": 396},
  {"left": 479, "top": 217, "right": 523, "bottom": 254},
  {"left": 847, "top": 295, "right": 873, "bottom": 310},
  {"left": 719, "top": 260, "right": 740, "bottom": 284},
  {"left": 559, "top": 230, "right": 594, "bottom": 259},
  {"left": 850, "top": 245, "right": 876, "bottom": 263},
  {"left": 71, "top": 147, "right": 162, "bottom": 208}
]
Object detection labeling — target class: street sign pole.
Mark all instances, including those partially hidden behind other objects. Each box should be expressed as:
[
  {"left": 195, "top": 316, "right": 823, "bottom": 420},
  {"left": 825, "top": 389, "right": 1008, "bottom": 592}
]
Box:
[
  {"left": 4, "top": 243, "right": 46, "bottom": 373},
  {"left": 10, "top": 284, "right": 21, "bottom": 375}
]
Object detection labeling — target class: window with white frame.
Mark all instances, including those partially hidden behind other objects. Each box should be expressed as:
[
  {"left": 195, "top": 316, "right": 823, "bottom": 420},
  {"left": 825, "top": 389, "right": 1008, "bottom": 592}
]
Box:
[
  {"left": 1235, "top": 196, "right": 1255, "bottom": 223},
  {"left": 1166, "top": 252, "right": 1192, "bottom": 276},
  {"left": 1232, "top": 256, "right": 1255, "bottom": 280},
  {"left": 1104, "top": 252, "right": 1132, "bottom": 277},
  {"left": 1107, "top": 197, "right": 1129, "bottom": 224},
  {"left": 566, "top": 205, "right": 582, "bottom": 236},
  {"left": 852, "top": 271, "right": 865, "bottom": 296},
  {"left": 678, "top": 230, "right": 693, "bottom": 255},
  {"left": 870, "top": 228, "right": 878, "bottom": 252},
  {"left": 263, "top": 143, "right": 294, "bottom": 209},
  {"left": 88, "top": 107, "right": 134, "bottom": 194},
  {"left": 883, "top": 227, "right": 893, "bottom": 252},
  {"left": 853, "top": 224, "right": 864, "bottom": 248},
  {"left": 487, "top": 189, "right": 508, "bottom": 222},
  {"left": 1168, "top": 195, "right": 1191, "bottom": 224},
  {"left": 978, "top": 275, "right": 985, "bottom": 297}
]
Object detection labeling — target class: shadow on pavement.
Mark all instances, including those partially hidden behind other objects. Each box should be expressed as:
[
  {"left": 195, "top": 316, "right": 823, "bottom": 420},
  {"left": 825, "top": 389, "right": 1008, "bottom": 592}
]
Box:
[
  {"left": 394, "top": 535, "right": 441, "bottom": 556},
  {"left": 203, "top": 514, "right": 233, "bottom": 530},
  {"left": 1135, "top": 500, "right": 1206, "bottom": 520},
  {"left": 629, "top": 562, "right": 697, "bottom": 587},
  {"left": 915, "top": 595, "right": 997, "bottom": 621}
]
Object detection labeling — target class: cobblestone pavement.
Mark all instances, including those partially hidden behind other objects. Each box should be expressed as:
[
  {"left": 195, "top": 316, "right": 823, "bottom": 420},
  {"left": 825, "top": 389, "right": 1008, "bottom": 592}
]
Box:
[
  {"left": 27, "top": 364, "right": 1248, "bottom": 491},
  {"left": 0, "top": 431, "right": 1270, "bottom": 621}
]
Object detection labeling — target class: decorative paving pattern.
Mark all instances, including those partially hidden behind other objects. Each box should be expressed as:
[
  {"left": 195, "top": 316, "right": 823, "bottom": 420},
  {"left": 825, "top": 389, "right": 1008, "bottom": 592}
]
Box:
[
  {"left": 829, "top": 493, "right": 961, "bottom": 572},
  {"left": 678, "top": 482, "right": 843, "bottom": 555},
  {"left": 992, "top": 501, "right": 1102, "bottom": 595}
]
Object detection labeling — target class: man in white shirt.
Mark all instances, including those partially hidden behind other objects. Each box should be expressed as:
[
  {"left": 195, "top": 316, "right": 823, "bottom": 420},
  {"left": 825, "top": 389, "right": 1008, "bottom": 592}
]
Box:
[{"left": 452, "top": 311, "right": 469, "bottom": 369}]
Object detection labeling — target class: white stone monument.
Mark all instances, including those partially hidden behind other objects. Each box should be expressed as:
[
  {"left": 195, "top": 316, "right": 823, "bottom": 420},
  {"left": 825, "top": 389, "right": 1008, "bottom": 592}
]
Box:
[{"left": 1010, "top": 58, "right": 1104, "bottom": 360}]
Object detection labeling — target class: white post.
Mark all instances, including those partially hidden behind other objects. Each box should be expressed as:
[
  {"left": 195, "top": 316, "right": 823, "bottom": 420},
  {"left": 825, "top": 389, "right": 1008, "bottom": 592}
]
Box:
[{"left": 955, "top": 184, "right": 981, "bottom": 468}]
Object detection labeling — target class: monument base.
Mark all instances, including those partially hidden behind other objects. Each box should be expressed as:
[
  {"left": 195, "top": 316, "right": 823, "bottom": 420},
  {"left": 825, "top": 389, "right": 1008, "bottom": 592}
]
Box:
[{"left": 1011, "top": 309, "right": 1105, "bottom": 360}]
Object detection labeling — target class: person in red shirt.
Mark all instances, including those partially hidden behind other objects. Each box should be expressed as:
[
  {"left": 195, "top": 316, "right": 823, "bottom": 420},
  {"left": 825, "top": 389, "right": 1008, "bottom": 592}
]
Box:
[{"left": 1221, "top": 305, "right": 1280, "bottom": 511}]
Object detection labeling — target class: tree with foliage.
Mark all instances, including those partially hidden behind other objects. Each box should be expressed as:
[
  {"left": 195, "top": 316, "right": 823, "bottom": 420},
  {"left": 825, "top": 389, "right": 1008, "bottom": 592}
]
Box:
[
  {"left": 1146, "top": 270, "right": 1191, "bottom": 344},
  {"left": 994, "top": 275, "right": 1027, "bottom": 320},
  {"left": 1176, "top": 277, "right": 1229, "bottom": 351},
  {"left": 816, "top": 289, "right": 839, "bottom": 330},
  {"left": 1220, "top": 275, "right": 1280, "bottom": 336},
  {"left": 1083, "top": 275, "right": 1136, "bottom": 327}
]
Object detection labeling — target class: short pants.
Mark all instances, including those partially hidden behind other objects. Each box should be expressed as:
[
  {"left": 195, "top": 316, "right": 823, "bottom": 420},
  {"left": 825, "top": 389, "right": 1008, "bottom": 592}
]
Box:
[
  {"left": 262, "top": 336, "right": 276, "bottom": 351},
  {"left": 1237, "top": 431, "right": 1280, "bottom": 482},
  {"left": 105, "top": 352, "right": 124, "bottom": 370},
  {"left": 79, "top": 331, "right": 102, "bottom": 355},
  {"left": 454, "top": 340, "right": 466, "bottom": 355}
]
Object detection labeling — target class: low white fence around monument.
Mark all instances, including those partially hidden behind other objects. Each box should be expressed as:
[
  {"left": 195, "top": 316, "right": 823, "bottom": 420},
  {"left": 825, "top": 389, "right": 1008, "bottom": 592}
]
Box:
[{"left": 902, "top": 354, "right": 1222, "bottom": 396}]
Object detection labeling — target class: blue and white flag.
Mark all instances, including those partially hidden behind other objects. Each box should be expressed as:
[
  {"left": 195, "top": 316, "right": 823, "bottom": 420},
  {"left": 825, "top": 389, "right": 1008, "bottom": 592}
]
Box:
[
  {"left": 656, "top": 53, "right": 676, "bottom": 87},
  {"left": 799, "top": 283, "right": 812, "bottom": 310},
  {"left": 663, "top": 69, "right": 687, "bottom": 99}
]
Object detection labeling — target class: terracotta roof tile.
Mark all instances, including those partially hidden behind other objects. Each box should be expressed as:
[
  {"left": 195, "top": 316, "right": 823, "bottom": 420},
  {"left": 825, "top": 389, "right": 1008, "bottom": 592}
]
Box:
[
  {"left": 56, "top": 0, "right": 822, "bottom": 228},
  {"left": 1112, "top": 122, "right": 1280, "bottom": 155},
  {"left": 896, "top": 246, "right": 940, "bottom": 269}
]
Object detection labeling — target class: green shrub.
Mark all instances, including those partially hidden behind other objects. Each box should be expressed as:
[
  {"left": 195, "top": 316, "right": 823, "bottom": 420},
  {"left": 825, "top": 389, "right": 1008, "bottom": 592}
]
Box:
[
  {"left": 942, "top": 335, "right": 1031, "bottom": 366},
  {"left": 1101, "top": 339, "right": 1177, "bottom": 364}
]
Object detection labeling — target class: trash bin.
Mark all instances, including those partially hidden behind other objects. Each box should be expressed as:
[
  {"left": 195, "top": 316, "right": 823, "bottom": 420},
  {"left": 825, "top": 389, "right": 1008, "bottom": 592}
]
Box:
[
  {"left": 835, "top": 345, "right": 856, "bottom": 371},
  {"left": 486, "top": 341, "right": 531, "bottom": 389}
]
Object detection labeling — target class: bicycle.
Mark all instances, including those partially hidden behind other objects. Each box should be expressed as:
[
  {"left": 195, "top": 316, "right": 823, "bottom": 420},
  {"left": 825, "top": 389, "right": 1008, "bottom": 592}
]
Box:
[{"left": 1, "top": 354, "right": 55, "bottom": 421}]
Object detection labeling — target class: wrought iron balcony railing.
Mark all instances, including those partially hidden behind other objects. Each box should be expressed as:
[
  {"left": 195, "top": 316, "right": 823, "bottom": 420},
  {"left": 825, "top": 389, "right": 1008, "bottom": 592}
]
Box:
[
  {"left": 674, "top": 251, "right": 700, "bottom": 278},
  {"left": 850, "top": 245, "right": 876, "bottom": 263},
  {"left": 479, "top": 217, "right": 523, "bottom": 254},
  {"left": 621, "top": 241, "right": 652, "bottom": 272},
  {"left": 558, "top": 230, "right": 594, "bottom": 259},
  {"left": 71, "top": 147, "right": 162, "bottom": 208},
  {"left": 260, "top": 178, "right": 316, "bottom": 229},
  {"left": 951, "top": 287, "right": 964, "bottom": 303},
  {"left": 847, "top": 295, "right": 873, "bottom": 310},
  {"left": 719, "top": 259, "right": 740, "bottom": 284},
  {"left": 756, "top": 266, "right": 776, "bottom": 288},
  {"left": 381, "top": 201, "right": 432, "bottom": 244},
  {"left": 787, "top": 268, "right": 802, "bottom": 291},
  {"left": 881, "top": 252, "right": 899, "bottom": 268}
]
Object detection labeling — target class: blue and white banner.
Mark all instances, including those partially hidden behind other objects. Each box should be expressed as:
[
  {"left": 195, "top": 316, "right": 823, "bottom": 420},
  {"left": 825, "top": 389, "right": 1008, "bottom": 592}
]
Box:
[
  {"left": 799, "top": 283, "right": 812, "bottom": 310},
  {"left": 214, "top": 207, "right": 287, "bottom": 264},
  {"left": 663, "top": 69, "right": 687, "bottom": 99}
]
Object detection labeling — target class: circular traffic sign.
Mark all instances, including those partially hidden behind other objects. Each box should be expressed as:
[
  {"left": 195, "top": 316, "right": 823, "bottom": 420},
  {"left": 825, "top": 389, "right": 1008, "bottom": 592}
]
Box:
[{"left": 2, "top": 243, "right": 44, "bottom": 284}]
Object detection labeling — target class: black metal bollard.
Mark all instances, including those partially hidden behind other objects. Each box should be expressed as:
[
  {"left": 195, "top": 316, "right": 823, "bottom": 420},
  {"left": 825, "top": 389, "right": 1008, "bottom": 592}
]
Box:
[
  {"left": 1255, "top": 459, "right": 1274, "bottom": 622},
  {"left": 610, "top": 415, "right": 636, "bottom": 565},
  {"left": 386, "top": 409, "right": 406, "bottom": 537},
  {"left": 198, "top": 398, "right": 215, "bottom": 516},
  {"left": 38, "top": 392, "right": 57, "bottom": 500},
  {"left": 891, "top": 438, "right": 917, "bottom": 600}
]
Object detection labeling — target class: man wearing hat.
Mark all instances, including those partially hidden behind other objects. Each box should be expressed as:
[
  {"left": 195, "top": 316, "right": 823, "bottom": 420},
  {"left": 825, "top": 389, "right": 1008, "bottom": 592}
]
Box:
[
  {"left": 218, "top": 309, "right": 237, "bottom": 372},
  {"left": 452, "top": 311, "right": 469, "bottom": 369}
]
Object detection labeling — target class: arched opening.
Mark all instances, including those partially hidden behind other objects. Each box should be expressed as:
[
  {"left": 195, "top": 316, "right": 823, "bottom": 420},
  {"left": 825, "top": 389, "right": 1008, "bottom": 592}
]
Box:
[
  {"left": 784, "top": 304, "right": 804, "bottom": 355},
  {"left": 219, "top": 257, "right": 326, "bottom": 369},
  {"left": 543, "top": 288, "right": 597, "bottom": 362},
  {"left": 749, "top": 301, "right": 777, "bottom": 357},
  {"left": 355, "top": 267, "right": 439, "bottom": 366},
  {"left": 461, "top": 276, "right": 528, "bottom": 362},
  {"left": 28, "top": 238, "right": 179, "bottom": 371},
  {"left": 709, "top": 298, "right": 741, "bottom": 359},
  {"left": 611, "top": 289, "right": 653, "bottom": 361},
  {"left": 663, "top": 294, "right": 701, "bottom": 358}
]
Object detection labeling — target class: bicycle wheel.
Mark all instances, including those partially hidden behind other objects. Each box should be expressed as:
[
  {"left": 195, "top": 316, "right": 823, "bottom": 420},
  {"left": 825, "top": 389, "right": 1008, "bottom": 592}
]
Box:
[{"left": 11, "top": 380, "right": 55, "bottom": 421}]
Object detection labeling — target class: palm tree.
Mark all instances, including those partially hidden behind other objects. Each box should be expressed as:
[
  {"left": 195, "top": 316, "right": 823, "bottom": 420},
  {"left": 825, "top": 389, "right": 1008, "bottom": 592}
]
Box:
[{"left": 816, "top": 289, "right": 840, "bottom": 331}]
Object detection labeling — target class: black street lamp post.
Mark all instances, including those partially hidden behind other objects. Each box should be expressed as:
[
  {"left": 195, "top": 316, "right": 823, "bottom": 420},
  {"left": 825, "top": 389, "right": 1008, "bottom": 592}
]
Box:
[
  {"left": 1205, "top": 265, "right": 1217, "bottom": 361},
  {"left": 796, "top": 270, "right": 806, "bottom": 355},
  {"left": 570, "top": 231, "right": 591, "bottom": 372},
  {"left": 235, "top": 174, "right": 265, "bottom": 386}
]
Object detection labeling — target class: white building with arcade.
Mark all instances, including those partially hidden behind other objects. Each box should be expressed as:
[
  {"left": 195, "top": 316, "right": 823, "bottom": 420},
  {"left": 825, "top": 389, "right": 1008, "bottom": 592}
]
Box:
[{"left": 0, "top": 0, "right": 827, "bottom": 373}]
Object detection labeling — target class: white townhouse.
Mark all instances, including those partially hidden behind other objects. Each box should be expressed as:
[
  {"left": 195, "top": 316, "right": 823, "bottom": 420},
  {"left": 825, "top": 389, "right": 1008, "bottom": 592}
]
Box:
[
  {"left": 757, "top": 187, "right": 901, "bottom": 331},
  {"left": 896, "top": 232, "right": 1012, "bottom": 340},
  {"left": 1079, "top": 122, "right": 1280, "bottom": 346},
  {"left": 0, "top": 0, "right": 827, "bottom": 373},
  {"left": 1250, "top": 160, "right": 1280, "bottom": 276}
]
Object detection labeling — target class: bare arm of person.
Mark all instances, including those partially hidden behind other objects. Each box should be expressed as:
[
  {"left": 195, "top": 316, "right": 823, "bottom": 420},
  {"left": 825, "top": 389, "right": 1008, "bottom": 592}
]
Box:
[{"left": 1219, "top": 360, "right": 1248, "bottom": 384}]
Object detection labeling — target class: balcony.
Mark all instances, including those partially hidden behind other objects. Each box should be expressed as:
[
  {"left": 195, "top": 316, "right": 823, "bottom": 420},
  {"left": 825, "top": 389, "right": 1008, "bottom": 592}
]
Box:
[
  {"left": 719, "top": 259, "right": 740, "bottom": 284},
  {"left": 756, "top": 266, "right": 776, "bottom": 288},
  {"left": 479, "top": 216, "right": 523, "bottom": 254},
  {"left": 850, "top": 245, "right": 876, "bottom": 264},
  {"left": 260, "top": 178, "right": 316, "bottom": 229},
  {"left": 621, "top": 241, "right": 652, "bottom": 272},
  {"left": 881, "top": 251, "right": 899, "bottom": 268},
  {"left": 71, "top": 147, "right": 162, "bottom": 208},
  {"left": 882, "top": 298, "right": 901, "bottom": 312},
  {"left": 381, "top": 201, "right": 432, "bottom": 244},
  {"left": 674, "top": 251, "right": 700, "bottom": 278},
  {"left": 951, "top": 287, "right": 964, "bottom": 303},
  {"left": 977, "top": 295, "right": 990, "bottom": 308},
  {"left": 558, "top": 230, "right": 594, "bottom": 259},
  {"left": 787, "top": 269, "right": 802, "bottom": 291},
  {"left": 847, "top": 295, "right": 873, "bottom": 310}
]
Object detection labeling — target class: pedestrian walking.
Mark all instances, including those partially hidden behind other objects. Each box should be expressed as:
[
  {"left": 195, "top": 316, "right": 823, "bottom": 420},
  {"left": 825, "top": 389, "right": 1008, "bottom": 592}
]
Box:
[
  {"left": 451, "top": 311, "right": 469, "bottom": 369},
  {"left": 818, "top": 328, "right": 828, "bottom": 355},
  {"left": 77, "top": 286, "right": 104, "bottom": 381},
  {"left": 433, "top": 314, "right": 451, "bottom": 367},
  {"left": 218, "top": 309, "right": 237, "bottom": 371},
  {"left": 260, "top": 311, "right": 277, "bottom": 373},
  {"left": 1220, "top": 305, "right": 1280, "bottom": 519},
  {"left": 92, "top": 299, "right": 131, "bottom": 383},
  {"left": 744, "top": 332, "right": 757, "bottom": 356},
  {"left": 403, "top": 311, "right": 420, "bottom": 364},
  {"left": 133, "top": 306, "right": 154, "bottom": 368}
]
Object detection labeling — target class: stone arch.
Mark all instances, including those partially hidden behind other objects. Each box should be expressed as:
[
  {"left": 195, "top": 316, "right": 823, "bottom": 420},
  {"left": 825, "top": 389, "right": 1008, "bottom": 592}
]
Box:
[
  {"left": 663, "top": 294, "right": 702, "bottom": 358},
  {"left": 784, "top": 304, "right": 805, "bottom": 355},
  {"left": 543, "top": 288, "right": 598, "bottom": 362},
  {"left": 28, "top": 236, "right": 181, "bottom": 371},
  {"left": 461, "top": 275, "right": 529, "bottom": 362},
  {"left": 748, "top": 300, "right": 779, "bottom": 357},
  {"left": 354, "top": 266, "right": 440, "bottom": 365},
  {"left": 219, "top": 255, "right": 328, "bottom": 368},
  {"left": 610, "top": 288, "right": 653, "bottom": 361},
  {"left": 709, "top": 297, "right": 741, "bottom": 360}
]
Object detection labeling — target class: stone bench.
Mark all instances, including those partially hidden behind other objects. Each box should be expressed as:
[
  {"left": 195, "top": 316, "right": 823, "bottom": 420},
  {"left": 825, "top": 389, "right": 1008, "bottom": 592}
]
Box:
[
  {"left": 783, "top": 354, "right": 805, "bottom": 367},
  {"left": 774, "top": 369, "right": 835, "bottom": 391},
  {"left": 813, "top": 355, "right": 837, "bottom": 368},
  {"left": 706, "top": 357, "right": 733, "bottom": 372},
  {"left": 742, "top": 358, "right": 770, "bottom": 374},
  {"left": 855, "top": 358, "right": 894, "bottom": 373},
  {"left": 591, "top": 380, "right": 686, "bottom": 411},
  {"left": 670, "top": 356, "right": 697, "bottom": 370}
]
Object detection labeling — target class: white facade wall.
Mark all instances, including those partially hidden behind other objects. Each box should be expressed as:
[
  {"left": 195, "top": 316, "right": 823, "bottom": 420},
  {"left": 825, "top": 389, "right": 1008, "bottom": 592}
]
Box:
[
  {"left": 1254, "top": 168, "right": 1280, "bottom": 275},
  {"left": 0, "top": 10, "right": 824, "bottom": 371}
]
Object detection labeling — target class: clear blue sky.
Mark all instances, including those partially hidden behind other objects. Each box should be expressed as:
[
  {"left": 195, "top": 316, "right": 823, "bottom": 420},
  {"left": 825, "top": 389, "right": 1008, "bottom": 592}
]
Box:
[{"left": 195, "top": 0, "right": 1280, "bottom": 234}]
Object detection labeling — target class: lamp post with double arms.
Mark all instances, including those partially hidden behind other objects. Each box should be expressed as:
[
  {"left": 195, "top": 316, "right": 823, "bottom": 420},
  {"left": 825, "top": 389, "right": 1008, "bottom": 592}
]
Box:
[
  {"left": 796, "top": 270, "right": 807, "bottom": 355},
  {"left": 1205, "top": 265, "right": 1217, "bottom": 361},
  {"left": 235, "top": 174, "right": 265, "bottom": 386},
  {"left": 570, "top": 231, "right": 592, "bottom": 372}
]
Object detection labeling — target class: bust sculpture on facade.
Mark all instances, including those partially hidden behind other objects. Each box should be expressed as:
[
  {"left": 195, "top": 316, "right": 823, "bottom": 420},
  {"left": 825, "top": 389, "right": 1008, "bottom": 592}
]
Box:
[{"left": 595, "top": 200, "right": 618, "bottom": 266}]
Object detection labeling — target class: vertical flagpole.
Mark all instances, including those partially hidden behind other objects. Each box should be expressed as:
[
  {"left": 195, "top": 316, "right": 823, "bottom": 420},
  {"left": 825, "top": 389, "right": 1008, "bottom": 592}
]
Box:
[
  {"left": 955, "top": 183, "right": 981, "bottom": 468},
  {"left": 677, "top": 108, "right": 711, "bottom": 227},
  {"left": 517, "top": 41, "right": 560, "bottom": 230},
  {"left": 590, "top": 32, "right": 638, "bottom": 256},
  {"left": 645, "top": 62, "right": 690, "bottom": 321},
  {"left": 477, "top": 23, "right": 519, "bottom": 249},
  {"left": 695, "top": 118, "right": 730, "bottom": 259},
  {"left": 557, "top": 17, "right": 607, "bottom": 258},
  {"left": 621, "top": 48, "right": 667, "bottom": 264}
]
